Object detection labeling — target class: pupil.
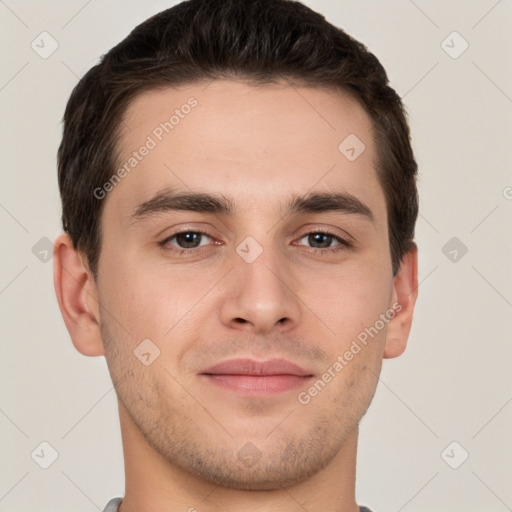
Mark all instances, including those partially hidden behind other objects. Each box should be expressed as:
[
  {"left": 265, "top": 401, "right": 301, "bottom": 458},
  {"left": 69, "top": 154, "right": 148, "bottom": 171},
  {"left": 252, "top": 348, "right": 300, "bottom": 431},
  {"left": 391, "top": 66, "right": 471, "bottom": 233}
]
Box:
[
  {"left": 309, "top": 233, "right": 331, "bottom": 248},
  {"left": 177, "top": 232, "right": 200, "bottom": 248}
]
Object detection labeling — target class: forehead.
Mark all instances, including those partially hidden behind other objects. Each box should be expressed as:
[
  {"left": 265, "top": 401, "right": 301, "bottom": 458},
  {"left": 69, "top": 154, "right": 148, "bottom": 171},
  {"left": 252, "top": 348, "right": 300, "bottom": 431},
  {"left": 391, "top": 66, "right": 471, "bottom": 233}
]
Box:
[{"left": 106, "top": 80, "right": 385, "bottom": 223}]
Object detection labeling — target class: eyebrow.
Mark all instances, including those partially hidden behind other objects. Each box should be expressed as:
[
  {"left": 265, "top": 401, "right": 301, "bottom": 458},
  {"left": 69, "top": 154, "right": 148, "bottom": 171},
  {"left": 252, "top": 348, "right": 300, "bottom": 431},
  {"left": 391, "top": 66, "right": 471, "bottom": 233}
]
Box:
[
  {"left": 130, "top": 187, "right": 374, "bottom": 224},
  {"left": 287, "top": 192, "right": 374, "bottom": 222},
  {"left": 130, "top": 188, "right": 234, "bottom": 221}
]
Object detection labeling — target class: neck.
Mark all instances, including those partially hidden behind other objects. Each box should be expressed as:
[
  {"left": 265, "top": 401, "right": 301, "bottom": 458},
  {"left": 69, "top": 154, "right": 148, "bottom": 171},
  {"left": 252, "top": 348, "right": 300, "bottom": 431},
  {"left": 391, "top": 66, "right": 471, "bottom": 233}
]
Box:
[{"left": 118, "top": 401, "right": 360, "bottom": 512}]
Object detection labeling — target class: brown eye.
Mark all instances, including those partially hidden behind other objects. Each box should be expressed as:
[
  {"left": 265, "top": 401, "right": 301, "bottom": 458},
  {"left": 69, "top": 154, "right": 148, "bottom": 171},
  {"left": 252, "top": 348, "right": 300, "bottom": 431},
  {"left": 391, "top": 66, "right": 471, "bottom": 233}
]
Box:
[
  {"left": 165, "top": 231, "right": 212, "bottom": 249},
  {"left": 298, "top": 232, "right": 345, "bottom": 250}
]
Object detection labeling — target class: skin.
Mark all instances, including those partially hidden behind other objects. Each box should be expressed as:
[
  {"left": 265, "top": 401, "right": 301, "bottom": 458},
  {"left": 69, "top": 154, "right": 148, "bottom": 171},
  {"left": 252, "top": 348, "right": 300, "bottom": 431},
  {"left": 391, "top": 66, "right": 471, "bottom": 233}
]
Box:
[{"left": 54, "top": 80, "right": 418, "bottom": 512}]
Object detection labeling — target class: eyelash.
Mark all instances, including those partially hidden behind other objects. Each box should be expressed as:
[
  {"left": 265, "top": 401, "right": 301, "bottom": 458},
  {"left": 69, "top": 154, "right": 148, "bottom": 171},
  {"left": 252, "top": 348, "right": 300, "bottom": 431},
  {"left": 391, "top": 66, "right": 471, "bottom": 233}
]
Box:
[
  {"left": 159, "top": 229, "right": 351, "bottom": 255},
  {"left": 296, "top": 229, "right": 351, "bottom": 254},
  {"left": 158, "top": 229, "right": 215, "bottom": 254}
]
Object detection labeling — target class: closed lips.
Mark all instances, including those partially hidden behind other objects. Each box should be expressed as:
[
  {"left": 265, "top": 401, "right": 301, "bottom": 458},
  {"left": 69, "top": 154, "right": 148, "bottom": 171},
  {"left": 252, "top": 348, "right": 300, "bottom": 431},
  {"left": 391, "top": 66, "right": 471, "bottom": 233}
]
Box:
[{"left": 200, "top": 358, "right": 313, "bottom": 377}]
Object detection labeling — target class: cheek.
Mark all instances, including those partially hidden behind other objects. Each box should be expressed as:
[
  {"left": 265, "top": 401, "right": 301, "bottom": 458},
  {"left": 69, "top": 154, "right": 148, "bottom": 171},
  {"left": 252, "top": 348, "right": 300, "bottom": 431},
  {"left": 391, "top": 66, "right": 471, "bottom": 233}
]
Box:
[
  {"left": 297, "top": 272, "right": 389, "bottom": 414},
  {"left": 99, "top": 258, "right": 220, "bottom": 340},
  {"left": 298, "top": 261, "right": 392, "bottom": 347}
]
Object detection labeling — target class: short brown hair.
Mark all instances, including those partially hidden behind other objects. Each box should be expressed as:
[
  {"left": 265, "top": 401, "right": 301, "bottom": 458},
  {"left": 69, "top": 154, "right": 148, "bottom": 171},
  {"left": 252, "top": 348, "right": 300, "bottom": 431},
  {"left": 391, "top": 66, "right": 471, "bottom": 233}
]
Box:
[{"left": 58, "top": 0, "right": 418, "bottom": 278}]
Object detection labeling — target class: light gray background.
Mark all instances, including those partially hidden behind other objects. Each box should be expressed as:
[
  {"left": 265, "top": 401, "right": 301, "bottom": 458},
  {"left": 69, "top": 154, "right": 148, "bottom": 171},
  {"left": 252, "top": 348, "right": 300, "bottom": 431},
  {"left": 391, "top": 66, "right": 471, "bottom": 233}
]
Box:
[{"left": 1, "top": 1, "right": 511, "bottom": 511}]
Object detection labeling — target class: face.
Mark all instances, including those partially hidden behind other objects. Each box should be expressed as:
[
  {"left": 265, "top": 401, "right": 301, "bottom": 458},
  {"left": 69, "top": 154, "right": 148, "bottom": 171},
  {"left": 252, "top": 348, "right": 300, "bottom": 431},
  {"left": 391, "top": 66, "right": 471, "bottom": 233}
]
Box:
[{"left": 96, "top": 80, "right": 398, "bottom": 489}]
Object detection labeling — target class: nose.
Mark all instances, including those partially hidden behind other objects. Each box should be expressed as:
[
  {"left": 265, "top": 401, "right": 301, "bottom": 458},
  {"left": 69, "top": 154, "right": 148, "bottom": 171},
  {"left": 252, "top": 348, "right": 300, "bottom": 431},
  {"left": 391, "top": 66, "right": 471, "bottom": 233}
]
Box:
[{"left": 219, "top": 246, "right": 301, "bottom": 335}]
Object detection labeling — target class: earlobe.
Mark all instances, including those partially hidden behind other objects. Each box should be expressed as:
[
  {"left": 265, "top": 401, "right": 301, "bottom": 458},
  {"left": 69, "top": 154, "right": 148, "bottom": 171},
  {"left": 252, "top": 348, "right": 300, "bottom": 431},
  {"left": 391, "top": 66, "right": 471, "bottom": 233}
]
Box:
[
  {"left": 53, "top": 233, "right": 105, "bottom": 357},
  {"left": 383, "top": 244, "right": 418, "bottom": 359}
]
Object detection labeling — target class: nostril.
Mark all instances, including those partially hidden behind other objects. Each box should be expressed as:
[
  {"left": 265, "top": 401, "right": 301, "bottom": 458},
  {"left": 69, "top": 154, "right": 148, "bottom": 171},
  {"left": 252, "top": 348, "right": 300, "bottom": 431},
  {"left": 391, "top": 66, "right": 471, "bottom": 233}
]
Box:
[{"left": 234, "top": 318, "right": 248, "bottom": 324}]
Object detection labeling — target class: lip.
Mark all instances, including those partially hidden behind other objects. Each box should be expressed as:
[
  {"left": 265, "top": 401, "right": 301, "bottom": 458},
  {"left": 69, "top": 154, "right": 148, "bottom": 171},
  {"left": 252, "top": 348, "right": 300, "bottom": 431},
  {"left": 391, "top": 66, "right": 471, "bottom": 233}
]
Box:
[
  {"left": 201, "top": 358, "right": 312, "bottom": 376},
  {"left": 199, "top": 358, "right": 314, "bottom": 395}
]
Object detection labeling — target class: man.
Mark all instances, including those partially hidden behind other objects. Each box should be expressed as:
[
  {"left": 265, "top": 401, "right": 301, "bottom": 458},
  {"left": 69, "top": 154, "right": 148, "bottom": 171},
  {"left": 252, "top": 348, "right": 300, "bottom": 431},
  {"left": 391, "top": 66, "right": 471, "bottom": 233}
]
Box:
[{"left": 53, "top": 0, "right": 418, "bottom": 510}]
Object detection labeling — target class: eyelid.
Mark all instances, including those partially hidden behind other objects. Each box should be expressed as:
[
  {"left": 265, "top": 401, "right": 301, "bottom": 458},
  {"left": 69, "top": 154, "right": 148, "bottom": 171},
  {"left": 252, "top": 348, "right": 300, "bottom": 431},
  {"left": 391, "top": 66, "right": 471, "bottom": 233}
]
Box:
[
  {"left": 294, "top": 230, "right": 351, "bottom": 252},
  {"left": 294, "top": 225, "right": 352, "bottom": 245},
  {"left": 298, "top": 231, "right": 346, "bottom": 243},
  {"left": 168, "top": 230, "right": 212, "bottom": 246}
]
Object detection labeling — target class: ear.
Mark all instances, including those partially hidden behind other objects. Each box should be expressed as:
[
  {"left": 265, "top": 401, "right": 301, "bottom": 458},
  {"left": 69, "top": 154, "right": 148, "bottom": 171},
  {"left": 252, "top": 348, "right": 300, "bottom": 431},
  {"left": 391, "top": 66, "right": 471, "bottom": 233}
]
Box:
[
  {"left": 53, "top": 233, "right": 105, "bottom": 356},
  {"left": 383, "top": 243, "right": 418, "bottom": 359}
]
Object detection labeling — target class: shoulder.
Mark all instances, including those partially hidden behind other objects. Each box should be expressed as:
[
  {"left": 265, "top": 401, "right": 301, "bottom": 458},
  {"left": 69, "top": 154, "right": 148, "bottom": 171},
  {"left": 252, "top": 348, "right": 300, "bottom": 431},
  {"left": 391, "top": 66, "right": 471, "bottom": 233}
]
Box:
[{"left": 102, "top": 497, "right": 123, "bottom": 512}]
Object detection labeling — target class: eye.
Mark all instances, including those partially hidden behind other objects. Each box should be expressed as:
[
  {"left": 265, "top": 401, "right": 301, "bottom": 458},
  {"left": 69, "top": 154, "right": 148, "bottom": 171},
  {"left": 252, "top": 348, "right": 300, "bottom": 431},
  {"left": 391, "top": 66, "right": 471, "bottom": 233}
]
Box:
[
  {"left": 297, "top": 231, "right": 348, "bottom": 251},
  {"left": 163, "top": 231, "right": 213, "bottom": 249}
]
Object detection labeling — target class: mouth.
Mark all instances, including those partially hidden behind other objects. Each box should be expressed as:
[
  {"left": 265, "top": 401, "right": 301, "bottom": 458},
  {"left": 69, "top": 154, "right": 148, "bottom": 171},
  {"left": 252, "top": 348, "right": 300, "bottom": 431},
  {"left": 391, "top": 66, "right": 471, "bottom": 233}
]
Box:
[{"left": 199, "top": 358, "right": 315, "bottom": 395}]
